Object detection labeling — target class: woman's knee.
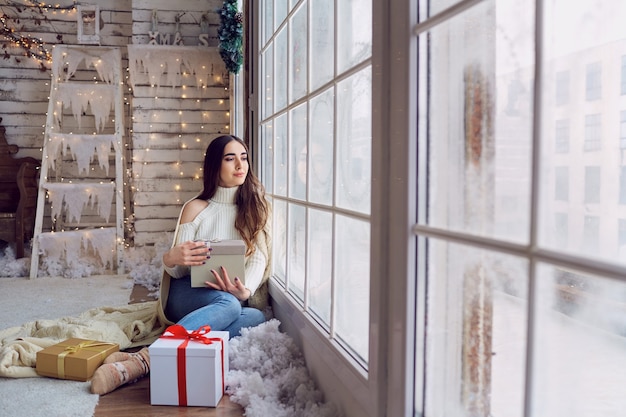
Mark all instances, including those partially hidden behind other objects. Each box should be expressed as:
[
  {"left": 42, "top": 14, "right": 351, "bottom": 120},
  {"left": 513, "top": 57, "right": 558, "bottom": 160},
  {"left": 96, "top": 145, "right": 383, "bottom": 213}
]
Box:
[{"left": 243, "top": 307, "right": 266, "bottom": 327}]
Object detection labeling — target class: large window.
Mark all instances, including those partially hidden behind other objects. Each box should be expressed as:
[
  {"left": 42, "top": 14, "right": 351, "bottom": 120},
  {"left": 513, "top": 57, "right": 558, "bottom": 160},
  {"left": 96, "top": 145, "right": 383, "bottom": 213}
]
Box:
[
  {"left": 253, "top": 1, "right": 626, "bottom": 416},
  {"left": 414, "top": 1, "right": 626, "bottom": 416},
  {"left": 257, "top": 0, "right": 372, "bottom": 367}
]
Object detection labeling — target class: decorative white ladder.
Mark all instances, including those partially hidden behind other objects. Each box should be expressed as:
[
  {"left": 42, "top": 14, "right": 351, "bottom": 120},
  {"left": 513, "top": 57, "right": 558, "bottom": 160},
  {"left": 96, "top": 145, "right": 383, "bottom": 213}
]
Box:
[{"left": 30, "top": 45, "right": 125, "bottom": 278}]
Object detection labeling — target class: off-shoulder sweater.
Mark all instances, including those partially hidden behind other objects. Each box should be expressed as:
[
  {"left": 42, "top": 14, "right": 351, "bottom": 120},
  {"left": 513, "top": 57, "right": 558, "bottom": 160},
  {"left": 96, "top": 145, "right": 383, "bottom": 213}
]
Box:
[{"left": 163, "top": 186, "right": 266, "bottom": 295}]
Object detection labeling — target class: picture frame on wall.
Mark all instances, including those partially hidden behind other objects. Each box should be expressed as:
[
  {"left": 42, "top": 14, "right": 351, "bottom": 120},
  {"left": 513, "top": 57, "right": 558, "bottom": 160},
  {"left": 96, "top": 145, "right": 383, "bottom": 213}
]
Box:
[{"left": 77, "top": 5, "right": 100, "bottom": 45}]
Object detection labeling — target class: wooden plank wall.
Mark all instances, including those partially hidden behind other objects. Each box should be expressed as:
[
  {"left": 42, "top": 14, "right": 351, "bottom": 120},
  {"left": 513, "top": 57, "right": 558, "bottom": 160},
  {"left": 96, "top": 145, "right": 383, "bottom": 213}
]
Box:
[
  {"left": 0, "top": 0, "right": 132, "bottom": 160},
  {"left": 0, "top": 1, "right": 133, "bottom": 234},
  {"left": 0, "top": 0, "right": 231, "bottom": 247},
  {"left": 130, "top": 0, "right": 230, "bottom": 246}
]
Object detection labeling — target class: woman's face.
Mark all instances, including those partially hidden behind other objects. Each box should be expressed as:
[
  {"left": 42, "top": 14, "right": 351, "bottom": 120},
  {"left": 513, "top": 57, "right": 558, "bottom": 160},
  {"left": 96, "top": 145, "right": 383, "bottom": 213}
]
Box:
[{"left": 219, "top": 140, "right": 249, "bottom": 187}]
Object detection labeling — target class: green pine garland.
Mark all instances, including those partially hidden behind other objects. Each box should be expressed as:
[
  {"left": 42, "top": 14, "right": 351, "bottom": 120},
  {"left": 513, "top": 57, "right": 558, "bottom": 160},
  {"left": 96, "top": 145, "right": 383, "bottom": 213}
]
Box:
[{"left": 217, "top": 0, "right": 243, "bottom": 74}]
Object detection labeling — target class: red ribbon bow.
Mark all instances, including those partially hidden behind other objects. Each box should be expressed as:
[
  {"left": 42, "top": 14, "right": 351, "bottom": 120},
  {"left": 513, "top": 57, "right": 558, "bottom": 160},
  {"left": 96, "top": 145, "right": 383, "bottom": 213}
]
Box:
[{"left": 160, "top": 324, "right": 226, "bottom": 406}]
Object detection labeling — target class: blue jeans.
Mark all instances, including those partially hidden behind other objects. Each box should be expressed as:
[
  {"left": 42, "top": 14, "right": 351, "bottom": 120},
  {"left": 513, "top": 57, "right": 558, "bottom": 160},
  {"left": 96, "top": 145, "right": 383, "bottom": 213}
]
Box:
[{"left": 164, "top": 275, "right": 265, "bottom": 339}]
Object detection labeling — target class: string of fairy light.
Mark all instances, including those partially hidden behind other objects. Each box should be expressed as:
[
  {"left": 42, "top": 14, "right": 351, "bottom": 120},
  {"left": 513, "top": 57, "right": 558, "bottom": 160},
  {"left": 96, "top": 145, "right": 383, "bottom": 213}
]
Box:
[
  {"left": 4, "top": 2, "right": 232, "bottom": 256},
  {"left": 0, "top": 1, "right": 76, "bottom": 67}
]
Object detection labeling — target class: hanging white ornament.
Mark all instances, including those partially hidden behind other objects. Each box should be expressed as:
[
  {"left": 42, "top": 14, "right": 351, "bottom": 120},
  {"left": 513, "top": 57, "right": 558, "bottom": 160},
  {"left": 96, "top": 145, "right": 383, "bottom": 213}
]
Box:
[
  {"left": 46, "top": 134, "right": 65, "bottom": 171},
  {"left": 86, "top": 228, "right": 116, "bottom": 268},
  {"left": 37, "top": 233, "right": 65, "bottom": 259},
  {"left": 88, "top": 182, "right": 115, "bottom": 221}
]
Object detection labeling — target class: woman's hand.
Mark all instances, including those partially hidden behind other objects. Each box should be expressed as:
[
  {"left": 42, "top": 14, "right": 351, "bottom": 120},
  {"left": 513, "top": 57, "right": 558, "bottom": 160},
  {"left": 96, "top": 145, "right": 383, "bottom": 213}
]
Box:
[
  {"left": 162, "top": 241, "right": 211, "bottom": 267},
  {"left": 205, "top": 266, "right": 251, "bottom": 301}
]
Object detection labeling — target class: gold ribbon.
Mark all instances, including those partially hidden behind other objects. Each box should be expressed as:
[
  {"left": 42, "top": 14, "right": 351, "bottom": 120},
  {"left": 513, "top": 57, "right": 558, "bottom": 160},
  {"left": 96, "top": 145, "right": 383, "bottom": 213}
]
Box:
[{"left": 56, "top": 340, "right": 117, "bottom": 379}]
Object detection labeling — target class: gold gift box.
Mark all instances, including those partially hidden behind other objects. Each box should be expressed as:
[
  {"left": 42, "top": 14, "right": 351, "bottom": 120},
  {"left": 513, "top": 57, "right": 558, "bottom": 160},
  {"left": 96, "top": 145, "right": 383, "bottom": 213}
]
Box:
[{"left": 36, "top": 338, "right": 119, "bottom": 381}]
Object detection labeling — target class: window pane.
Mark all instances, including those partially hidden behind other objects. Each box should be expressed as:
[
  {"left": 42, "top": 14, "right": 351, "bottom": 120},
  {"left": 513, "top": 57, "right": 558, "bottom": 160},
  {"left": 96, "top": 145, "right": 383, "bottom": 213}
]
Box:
[
  {"left": 554, "top": 212, "right": 568, "bottom": 248},
  {"left": 555, "top": 119, "right": 569, "bottom": 153},
  {"left": 619, "top": 219, "right": 626, "bottom": 252},
  {"left": 310, "top": 0, "right": 334, "bottom": 90},
  {"left": 337, "top": 0, "right": 372, "bottom": 73},
  {"left": 273, "top": 198, "right": 287, "bottom": 283},
  {"left": 274, "top": 114, "right": 288, "bottom": 196},
  {"left": 336, "top": 67, "right": 371, "bottom": 214},
  {"left": 424, "top": 238, "right": 528, "bottom": 417},
  {"left": 308, "top": 208, "right": 332, "bottom": 325},
  {"left": 425, "top": 0, "right": 533, "bottom": 244},
  {"left": 287, "top": 203, "right": 306, "bottom": 301},
  {"left": 262, "top": 0, "right": 274, "bottom": 46},
  {"left": 261, "top": 121, "right": 274, "bottom": 193},
  {"left": 584, "top": 166, "right": 600, "bottom": 204},
  {"left": 620, "top": 166, "right": 626, "bottom": 204},
  {"left": 585, "top": 61, "right": 602, "bottom": 101},
  {"left": 275, "top": 28, "right": 288, "bottom": 111},
  {"left": 309, "top": 88, "right": 334, "bottom": 205},
  {"left": 620, "top": 111, "right": 626, "bottom": 149},
  {"left": 289, "top": 2, "right": 308, "bottom": 102},
  {"left": 289, "top": 104, "right": 307, "bottom": 200},
  {"left": 532, "top": 265, "right": 626, "bottom": 415},
  {"left": 262, "top": 46, "right": 273, "bottom": 119},
  {"left": 555, "top": 70, "right": 569, "bottom": 106},
  {"left": 275, "top": 0, "right": 288, "bottom": 29},
  {"left": 583, "top": 114, "right": 602, "bottom": 152},
  {"left": 335, "top": 214, "right": 369, "bottom": 363},
  {"left": 621, "top": 56, "right": 626, "bottom": 95},
  {"left": 554, "top": 166, "right": 569, "bottom": 201}
]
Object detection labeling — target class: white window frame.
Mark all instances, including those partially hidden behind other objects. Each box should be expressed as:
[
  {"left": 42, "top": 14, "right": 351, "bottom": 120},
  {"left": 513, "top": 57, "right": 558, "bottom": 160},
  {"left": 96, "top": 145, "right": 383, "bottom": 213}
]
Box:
[{"left": 250, "top": 1, "right": 388, "bottom": 416}]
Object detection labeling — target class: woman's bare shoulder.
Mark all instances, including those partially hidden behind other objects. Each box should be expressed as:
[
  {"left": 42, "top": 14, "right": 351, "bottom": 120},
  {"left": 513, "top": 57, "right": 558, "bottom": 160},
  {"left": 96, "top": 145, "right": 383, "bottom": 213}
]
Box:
[{"left": 179, "top": 198, "right": 209, "bottom": 224}]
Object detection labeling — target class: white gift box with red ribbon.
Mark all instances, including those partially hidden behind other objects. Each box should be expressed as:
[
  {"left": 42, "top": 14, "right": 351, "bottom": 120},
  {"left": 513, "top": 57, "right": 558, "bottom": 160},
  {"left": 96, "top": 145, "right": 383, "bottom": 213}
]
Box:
[{"left": 149, "top": 325, "right": 229, "bottom": 407}]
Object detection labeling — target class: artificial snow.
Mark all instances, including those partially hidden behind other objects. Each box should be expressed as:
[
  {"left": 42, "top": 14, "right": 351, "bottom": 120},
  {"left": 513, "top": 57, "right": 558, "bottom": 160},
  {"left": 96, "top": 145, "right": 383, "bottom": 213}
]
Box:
[
  {"left": 0, "top": 246, "right": 29, "bottom": 277},
  {"left": 228, "top": 319, "right": 341, "bottom": 417}
]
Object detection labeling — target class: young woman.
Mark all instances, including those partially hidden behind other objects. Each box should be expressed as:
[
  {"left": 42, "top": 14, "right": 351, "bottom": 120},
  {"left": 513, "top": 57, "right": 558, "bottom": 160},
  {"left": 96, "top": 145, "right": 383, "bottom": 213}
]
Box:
[
  {"left": 91, "top": 135, "right": 272, "bottom": 396},
  {"left": 158, "top": 134, "right": 272, "bottom": 337}
]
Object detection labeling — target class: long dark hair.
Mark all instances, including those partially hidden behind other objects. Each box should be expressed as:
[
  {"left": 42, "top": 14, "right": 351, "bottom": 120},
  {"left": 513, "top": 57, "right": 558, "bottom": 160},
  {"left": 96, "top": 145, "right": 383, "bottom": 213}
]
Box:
[{"left": 196, "top": 135, "right": 269, "bottom": 255}]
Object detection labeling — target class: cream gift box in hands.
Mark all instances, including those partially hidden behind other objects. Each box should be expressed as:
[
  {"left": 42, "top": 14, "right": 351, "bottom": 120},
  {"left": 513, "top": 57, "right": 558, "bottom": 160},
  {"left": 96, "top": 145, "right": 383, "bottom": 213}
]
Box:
[{"left": 190, "top": 239, "right": 245, "bottom": 288}]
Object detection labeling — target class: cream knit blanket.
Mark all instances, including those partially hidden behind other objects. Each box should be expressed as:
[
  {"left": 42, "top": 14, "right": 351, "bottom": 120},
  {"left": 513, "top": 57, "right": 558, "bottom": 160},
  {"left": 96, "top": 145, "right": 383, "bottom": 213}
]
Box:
[{"left": 0, "top": 301, "right": 165, "bottom": 378}]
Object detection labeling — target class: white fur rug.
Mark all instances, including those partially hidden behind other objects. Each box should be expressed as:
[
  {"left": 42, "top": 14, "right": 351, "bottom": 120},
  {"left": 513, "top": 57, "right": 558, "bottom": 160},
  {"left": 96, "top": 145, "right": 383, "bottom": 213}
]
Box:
[{"left": 0, "top": 275, "right": 134, "bottom": 417}]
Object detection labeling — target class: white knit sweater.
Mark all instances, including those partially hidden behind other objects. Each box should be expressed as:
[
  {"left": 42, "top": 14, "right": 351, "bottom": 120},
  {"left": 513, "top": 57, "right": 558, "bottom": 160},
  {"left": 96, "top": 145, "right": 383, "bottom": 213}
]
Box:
[{"left": 163, "top": 186, "right": 267, "bottom": 295}]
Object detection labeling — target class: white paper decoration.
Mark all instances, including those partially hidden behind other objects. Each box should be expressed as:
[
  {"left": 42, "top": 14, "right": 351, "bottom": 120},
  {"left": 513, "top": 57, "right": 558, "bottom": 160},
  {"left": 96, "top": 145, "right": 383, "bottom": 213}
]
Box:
[
  {"left": 37, "top": 228, "right": 116, "bottom": 269},
  {"left": 44, "top": 182, "right": 115, "bottom": 223}
]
